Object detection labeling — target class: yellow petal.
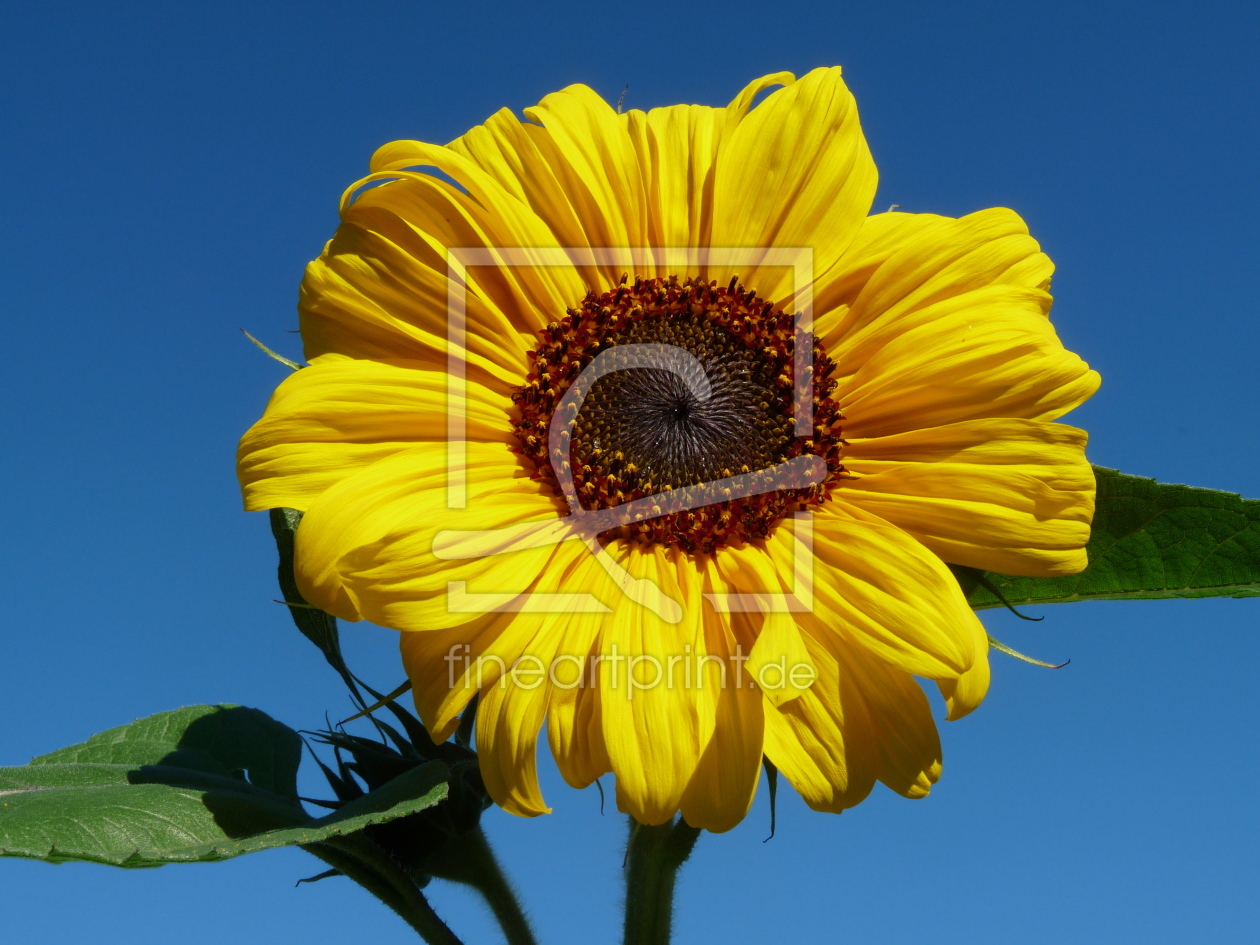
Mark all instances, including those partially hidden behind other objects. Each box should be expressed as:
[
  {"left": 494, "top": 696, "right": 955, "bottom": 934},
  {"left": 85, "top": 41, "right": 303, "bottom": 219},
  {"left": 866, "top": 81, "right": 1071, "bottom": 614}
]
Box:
[
  {"left": 473, "top": 582, "right": 601, "bottom": 818},
  {"left": 747, "top": 613, "right": 816, "bottom": 708},
  {"left": 767, "top": 613, "right": 943, "bottom": 806},
  {"left": 523, "top": 85, "right": 648, "bottom": 258},
  {"left": 367, "top": 138, "right": 589, "bottom": 324},
  {"left": 598, "top": 543, "right": 714, "bottom": 826},
  {"left": 936, "top": 605, "right": 992, "bottom": 721},
  {"left": 677, "top": 655, "right": 763, "bottom": 832},
  {"left": 476, "top": 654, "right": 554, "bottom": 816},
  {"left": 237, "top": 360, "right": 514, "bottom": 512},
  {"left": 710, "top": 542, "right": 817, "bottom": 708},
  {"left": 760, "top": 628, "right": 876, "bottom": 813},
  {"left": 710, "top": 67, "right": 877, "bottom": 301},
  {"left": 709, "top": 522, "right": 949, "bottom": 811},
  {"left": 544, "top": 550, "right": 615, "bottom": 789},
  {"left": 293, "top": 441, "right": 565, "bottom": 626},
  {"left": 724, "top": 72, "right": 796, "bottom": 126},
  {"left": 620, "top": 71, "right": 793, "bottom": 271},
  {"left": 824, "top": 625, "right": 942, "bottom": 797},
  {"left": 842, "top": 418, "right": 1095, "bottom": 576},
  {"left": 546, "top": 635, "right": 612, "bottom": 789},
  {"left": 400, "top": 566, "right": 586, "bottom": 818},
  {"left": 678, "top": 558, "right": 766, "bottom": 833},
  {"left": 299, "top": 191, "right": 530, "bottom": 390},
  {"left": 398, "top": 537, "right": 595, "bottom": 743},
  {"left": 446, "top": 106, "right": 613, "bottom": 292},
  {"left": 806, "top": 211, "right": 945, "bottom": 320},
  {"left": 300, "top": 139, "right": 603, "bottom": 393},
  {"left": 715, "top": 522, "right": 949, "bottom": 807},
  {"left": 815, "top": 207, "right": 1055, "bottom": 378},
  {"left": 622, "top": 104, "right": 724, "bottom": 261},
  {"left": 767, "top": 501, "right": 985, "bottom": 682},
  {"left": 836, "top": 285, "right": 1101, "bottom": 437},
  {"left": 400, "top": 614, "right": 515, "bottom": 743}
]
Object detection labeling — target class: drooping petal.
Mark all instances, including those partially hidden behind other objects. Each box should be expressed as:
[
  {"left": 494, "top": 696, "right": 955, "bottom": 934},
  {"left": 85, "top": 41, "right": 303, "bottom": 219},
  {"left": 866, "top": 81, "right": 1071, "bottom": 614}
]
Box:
[
  {"left": 544, "top": 548, "right": 615, "bottom": 789},
  {"left": 841, "top": 418, "right": 1095, "bottom": 576},
  {"left": 935, "top": 605, "right": 991, "bottom": 721},
  {"left": 475, "top": 650, "right": 555, "bottom": 816},
  {"left": 763, "top": 611, "right": 943, "bottom": 810},
  {"left": 400, "top": 614, "right": 516, "bottom": 743},
  {"left": 597, "top": 543, "right": 715, "bottom": 826},
  {"left": 760, "top": 626, "right": 877, "bottom": 814},
  {"left": 818, "top": 622, "right": 942, "bottom": 797},
  {"left": 545, "top": 612, "right": 613, "bottom": 789},
  {"left": 473, "top": 562, "right": 607, "bottom": 818},
  {"left": 398, "top": 524, "right": 600, "bottom": 746},
  {"left": 237, "top": 360, "right": 515, "bottom": 511},
  {"left": 711, "top": 541, "right": 816, "bottom": 708},
  {"left": 677, "top": 557, "right": 766, "bottom": 833},
  {"left": 710, "top": 67, "right": 877, "bottom": 301},
  {"left": 711, "top": 533, "right": 943, "bottom": 808},
  {"left": 746, "top": 612, "right": 815, "bottom": 708},
  {"left": 764, "top": 502, "right": 986, "bottom": 689}
]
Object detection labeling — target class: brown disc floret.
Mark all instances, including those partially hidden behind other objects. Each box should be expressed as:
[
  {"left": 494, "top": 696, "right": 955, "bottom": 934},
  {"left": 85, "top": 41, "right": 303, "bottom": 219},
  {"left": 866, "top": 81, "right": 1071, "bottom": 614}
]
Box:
[{"left": 511, "top": 276, "right": 846, "bottom": 554}]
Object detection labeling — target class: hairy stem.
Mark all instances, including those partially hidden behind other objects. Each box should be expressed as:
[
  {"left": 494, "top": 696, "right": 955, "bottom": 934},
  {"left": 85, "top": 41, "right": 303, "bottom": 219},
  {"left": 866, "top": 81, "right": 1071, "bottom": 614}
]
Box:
[
  {"left": 622, "top": 816, "right": 701, "bottom": 945},
  {"left": 302, "top": 836, "right": 463, "bottom": 945},
  {"left": 423, "top": 826, "right": 538, "bottom": 945}
]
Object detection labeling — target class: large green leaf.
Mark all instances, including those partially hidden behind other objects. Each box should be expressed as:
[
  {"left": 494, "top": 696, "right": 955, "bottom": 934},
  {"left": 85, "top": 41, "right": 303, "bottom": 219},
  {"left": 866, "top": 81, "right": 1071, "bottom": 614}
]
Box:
[
  {"left": 30, "top": 704, "right": 303, "bottom": 799},
  {"left": 962, "top": 466, "right": 1260, "bottom": 609},
  {"left": 0, "top": 706, "right": 448, "bottom": 867}
]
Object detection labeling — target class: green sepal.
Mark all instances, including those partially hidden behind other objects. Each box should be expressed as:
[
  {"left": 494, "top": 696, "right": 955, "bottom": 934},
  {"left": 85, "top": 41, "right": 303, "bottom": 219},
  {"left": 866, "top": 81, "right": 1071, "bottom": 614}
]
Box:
[
  {"left": 961, "top": 466, "right": 1260, "bottom": 610},
  {"left": 241, "top": 329, "right": 301, "bottom": 370},
  {"left": 269, "top": 507, "right": 361, "bottom": 698},
  {"left": 0, "top": 705, "right": 448, "bottom": 868},
  {"left": 762, "top": 757, "right": 778, "bottom": 842}
]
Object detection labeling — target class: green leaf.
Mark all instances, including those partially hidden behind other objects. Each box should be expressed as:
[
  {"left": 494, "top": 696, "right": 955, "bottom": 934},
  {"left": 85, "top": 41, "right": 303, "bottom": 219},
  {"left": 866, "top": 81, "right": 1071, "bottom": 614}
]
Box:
[
  {"left": 964, "top": 466, "right": 1260, "bottom": 610},
  {"left": 30, "top": 704, "right": 303, "bottom": 800},
  {"left": 0, "top": 706, "right": 448, "bottom": 867}
]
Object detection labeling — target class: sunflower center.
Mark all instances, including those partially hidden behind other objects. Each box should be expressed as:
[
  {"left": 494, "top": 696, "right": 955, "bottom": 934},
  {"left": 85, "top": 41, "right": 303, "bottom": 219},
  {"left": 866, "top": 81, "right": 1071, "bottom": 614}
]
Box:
[
  {"left": 575, "top": 311, "right": 793, "bottom": 490},
  {"left": 511, "top": 276, "right": 845, "bottom": 553}
]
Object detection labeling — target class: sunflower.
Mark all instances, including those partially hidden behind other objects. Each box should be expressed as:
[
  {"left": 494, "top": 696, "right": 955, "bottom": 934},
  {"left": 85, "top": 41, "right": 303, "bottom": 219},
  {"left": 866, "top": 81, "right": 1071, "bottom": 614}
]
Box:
[{"left": 237, "top": 68, "right": 1098, "bottom": 832}]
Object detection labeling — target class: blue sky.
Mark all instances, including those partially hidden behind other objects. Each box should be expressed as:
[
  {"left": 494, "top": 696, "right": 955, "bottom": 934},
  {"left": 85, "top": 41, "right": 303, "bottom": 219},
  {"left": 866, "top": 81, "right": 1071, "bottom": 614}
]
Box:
[{"left": 2, "top": 1, "right": 1258, "bottom": 942}]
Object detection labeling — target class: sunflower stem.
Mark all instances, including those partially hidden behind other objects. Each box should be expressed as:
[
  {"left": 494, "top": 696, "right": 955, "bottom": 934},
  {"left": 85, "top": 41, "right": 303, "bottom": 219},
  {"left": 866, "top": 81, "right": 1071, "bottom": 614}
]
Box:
[
  {"left": 423, "top": 826, "right": 538, "bottom": 945},
  {"left": 302, "top": 836, "right": 463, "bottom": 945},
  {"left": 622, "top": 816, "right": 701, "bottom": 945}
]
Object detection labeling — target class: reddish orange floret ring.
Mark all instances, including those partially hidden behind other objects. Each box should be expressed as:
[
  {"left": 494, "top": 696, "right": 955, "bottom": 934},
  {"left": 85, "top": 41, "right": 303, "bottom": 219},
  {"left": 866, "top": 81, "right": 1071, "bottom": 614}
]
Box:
[{"left": 510, "top": 275, "right": 849, "bottom": 554}]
